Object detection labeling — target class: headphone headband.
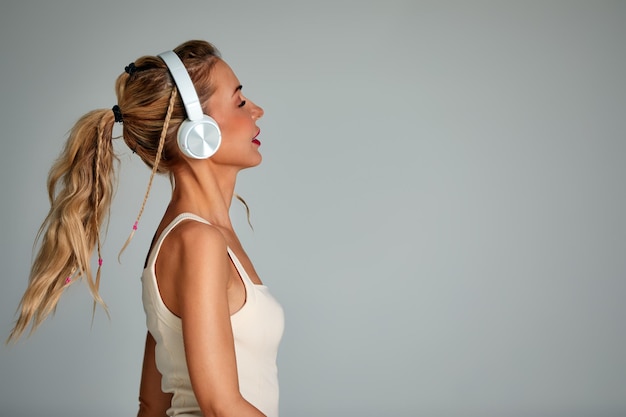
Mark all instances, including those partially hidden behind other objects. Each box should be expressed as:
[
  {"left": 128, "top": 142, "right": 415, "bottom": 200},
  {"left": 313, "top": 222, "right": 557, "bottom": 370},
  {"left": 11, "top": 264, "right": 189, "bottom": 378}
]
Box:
[
  {"left": 158, "top": 51, "right": 204, "bottom": 121},
  {"left": 157, "top": 50, "right": 222, "bottom": 160}
]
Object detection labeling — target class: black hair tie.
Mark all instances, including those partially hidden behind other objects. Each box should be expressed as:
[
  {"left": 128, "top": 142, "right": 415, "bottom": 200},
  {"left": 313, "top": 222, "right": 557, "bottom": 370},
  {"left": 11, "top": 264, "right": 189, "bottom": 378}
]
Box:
[
  {"left": 112, "top": 105, "right": 123, "bottom": 123},
  {"left": 125, "top": 62, "right": 137, "bottom": 75}
]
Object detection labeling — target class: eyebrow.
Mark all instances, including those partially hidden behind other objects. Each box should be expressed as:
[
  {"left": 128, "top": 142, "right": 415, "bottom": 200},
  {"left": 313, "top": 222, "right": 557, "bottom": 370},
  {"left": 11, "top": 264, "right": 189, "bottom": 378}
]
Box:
[{"left": 232, "top": 85, "right": 243, "bottom": 96}]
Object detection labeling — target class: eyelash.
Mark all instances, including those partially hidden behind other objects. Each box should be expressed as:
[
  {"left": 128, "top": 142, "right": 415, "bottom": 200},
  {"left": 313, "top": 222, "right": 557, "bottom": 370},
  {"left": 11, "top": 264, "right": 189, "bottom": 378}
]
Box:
[{"left": 238, "top": 100, "right": 247, "bottom": 108}]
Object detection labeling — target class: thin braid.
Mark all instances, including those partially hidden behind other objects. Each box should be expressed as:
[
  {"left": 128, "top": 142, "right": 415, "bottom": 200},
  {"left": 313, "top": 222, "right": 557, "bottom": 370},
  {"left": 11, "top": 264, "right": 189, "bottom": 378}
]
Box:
[
  {"left": 118, "top": 87, "right": 178, "bottom": 261},
  {"left": 92, "top": 117, "right": 108, "bottom": 318}
]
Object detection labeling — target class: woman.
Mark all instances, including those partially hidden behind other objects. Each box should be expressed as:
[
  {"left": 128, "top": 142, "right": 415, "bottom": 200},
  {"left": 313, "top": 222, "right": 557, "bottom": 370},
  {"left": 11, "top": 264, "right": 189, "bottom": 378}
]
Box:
[{"left": 7, "top": 40, "right": 284, "bottom": 417}]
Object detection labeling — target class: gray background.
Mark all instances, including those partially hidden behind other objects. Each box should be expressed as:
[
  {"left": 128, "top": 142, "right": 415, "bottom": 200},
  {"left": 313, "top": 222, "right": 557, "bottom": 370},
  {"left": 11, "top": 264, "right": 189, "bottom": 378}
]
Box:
[{"left": 1, "top": 1, "right": 625, "bottom": 416}]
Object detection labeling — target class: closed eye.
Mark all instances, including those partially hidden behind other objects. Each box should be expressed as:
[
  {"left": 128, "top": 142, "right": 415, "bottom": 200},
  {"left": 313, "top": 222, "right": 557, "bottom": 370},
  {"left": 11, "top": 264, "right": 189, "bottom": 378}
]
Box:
[{"left": 238, "top": 100, "right": 247, "bottom": 108}]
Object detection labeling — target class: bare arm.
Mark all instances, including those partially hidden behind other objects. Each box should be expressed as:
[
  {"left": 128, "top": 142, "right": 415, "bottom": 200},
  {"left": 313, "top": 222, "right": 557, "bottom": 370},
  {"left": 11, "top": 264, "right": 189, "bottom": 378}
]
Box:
[
  {"left": 137, "top": 331, "right": 173, "bottom": 417},
  {"left": 169, "top": 222, "right": 265, "bottom": 417}
]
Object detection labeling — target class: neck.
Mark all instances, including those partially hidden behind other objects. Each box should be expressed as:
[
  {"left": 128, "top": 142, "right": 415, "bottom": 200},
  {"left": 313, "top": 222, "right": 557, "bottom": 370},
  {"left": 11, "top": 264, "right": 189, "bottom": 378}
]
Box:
[{"left": 169, "top": 160, "right": 240, "bottom": 228}]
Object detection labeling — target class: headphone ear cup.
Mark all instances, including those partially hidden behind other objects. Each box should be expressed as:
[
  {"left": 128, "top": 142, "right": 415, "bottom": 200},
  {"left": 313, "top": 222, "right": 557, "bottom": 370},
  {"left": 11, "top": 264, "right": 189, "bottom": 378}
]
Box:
[{"left": 177, "top": 116, "right": 222, "bottom": 159}]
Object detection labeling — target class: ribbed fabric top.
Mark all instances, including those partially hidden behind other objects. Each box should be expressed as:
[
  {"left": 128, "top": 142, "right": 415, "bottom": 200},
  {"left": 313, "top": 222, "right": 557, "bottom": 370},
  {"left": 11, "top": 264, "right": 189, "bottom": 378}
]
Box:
[{"left": 142, "top": 213, "right": 284, "bottom": 417}]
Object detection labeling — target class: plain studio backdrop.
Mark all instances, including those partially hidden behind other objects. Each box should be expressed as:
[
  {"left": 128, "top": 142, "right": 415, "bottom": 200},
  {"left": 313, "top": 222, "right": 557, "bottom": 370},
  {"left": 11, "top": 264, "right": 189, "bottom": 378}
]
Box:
[{"left": 0, "top": 1, "right": 624, "bottom": 416}]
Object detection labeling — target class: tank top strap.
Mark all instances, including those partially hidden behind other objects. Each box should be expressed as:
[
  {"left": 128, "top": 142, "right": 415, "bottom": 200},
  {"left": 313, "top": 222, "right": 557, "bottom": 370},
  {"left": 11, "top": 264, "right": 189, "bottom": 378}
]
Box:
[
  {"left": 146, "top": 213, "right": 255, "bottom": 291},
  {"left": 145, "top": 212, "right": 211, "bottom": 269},
  {"left": 227, "top": 247, "right": 257, "bottom": 289}
]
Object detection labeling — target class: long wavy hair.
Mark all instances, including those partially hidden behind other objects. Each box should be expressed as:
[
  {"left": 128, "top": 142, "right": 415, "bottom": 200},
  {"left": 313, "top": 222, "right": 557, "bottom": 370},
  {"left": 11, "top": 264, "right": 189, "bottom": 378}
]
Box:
[{"left": 7, "top": 40, "right": 221, "bottom": 342}]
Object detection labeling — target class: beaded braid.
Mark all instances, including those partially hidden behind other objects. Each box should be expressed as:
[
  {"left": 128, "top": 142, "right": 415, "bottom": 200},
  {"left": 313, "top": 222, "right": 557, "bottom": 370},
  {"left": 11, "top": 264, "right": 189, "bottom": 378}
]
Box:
[
  {"left": 118, "top": 86, "right": 179, "bottom": 261},
  {"left": 90, "top": 114, "right": 110, "bottom": 318}
]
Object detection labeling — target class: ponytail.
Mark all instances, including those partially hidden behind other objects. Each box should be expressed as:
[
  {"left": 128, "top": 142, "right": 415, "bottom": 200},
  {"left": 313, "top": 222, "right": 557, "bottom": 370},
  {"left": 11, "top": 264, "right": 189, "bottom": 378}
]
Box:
[
  {"left": 7, "top": 109, "right": 118, "bottom": 342},
  {"left": 7, "top": 39, "right": 223, "bottom": 343}
]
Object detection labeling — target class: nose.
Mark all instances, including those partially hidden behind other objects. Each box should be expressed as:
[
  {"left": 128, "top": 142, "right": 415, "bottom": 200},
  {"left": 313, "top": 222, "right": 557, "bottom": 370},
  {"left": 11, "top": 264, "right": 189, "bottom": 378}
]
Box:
[{"left": 250, "top": 100, "right": 264, "bottom": 120}]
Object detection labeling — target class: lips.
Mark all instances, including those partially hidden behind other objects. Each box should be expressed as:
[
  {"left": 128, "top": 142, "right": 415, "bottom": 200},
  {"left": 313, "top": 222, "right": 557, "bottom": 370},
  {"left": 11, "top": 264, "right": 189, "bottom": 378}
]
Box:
[{"left": 252, "top": 129, "right": 261, "bottom": 146}]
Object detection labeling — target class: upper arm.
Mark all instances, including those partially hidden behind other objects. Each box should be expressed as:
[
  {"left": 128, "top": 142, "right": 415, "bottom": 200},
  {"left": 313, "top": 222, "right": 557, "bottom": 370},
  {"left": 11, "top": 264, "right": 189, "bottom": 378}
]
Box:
[{"left": 164, "top": 222, "right": 263, "bottom": 416}]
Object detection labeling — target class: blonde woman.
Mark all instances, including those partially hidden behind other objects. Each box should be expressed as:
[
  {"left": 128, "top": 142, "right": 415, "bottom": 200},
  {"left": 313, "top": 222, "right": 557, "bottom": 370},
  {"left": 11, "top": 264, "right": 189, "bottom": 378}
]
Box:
[{"left": 8, "top": 40, "right": 284, "bottom": 417}]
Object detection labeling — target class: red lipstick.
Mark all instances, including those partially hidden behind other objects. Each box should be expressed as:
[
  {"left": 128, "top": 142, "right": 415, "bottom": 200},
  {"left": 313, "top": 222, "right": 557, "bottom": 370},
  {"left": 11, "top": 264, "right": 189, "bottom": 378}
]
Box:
[{"left": 252, "top": 129, "right": 261, "bottom": 146}]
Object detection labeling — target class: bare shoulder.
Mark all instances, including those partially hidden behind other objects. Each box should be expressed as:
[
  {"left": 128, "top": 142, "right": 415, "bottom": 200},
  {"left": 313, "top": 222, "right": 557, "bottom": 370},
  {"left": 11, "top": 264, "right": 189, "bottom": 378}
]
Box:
[
  {"left": 154, "top": 218, "right": 231, "bottom": 317},
  {"left": 157, "top": 219, "right": 230, "bottom": 286},
  {"left": 167, "top": 219, "right": 227, "bottom": 251}
]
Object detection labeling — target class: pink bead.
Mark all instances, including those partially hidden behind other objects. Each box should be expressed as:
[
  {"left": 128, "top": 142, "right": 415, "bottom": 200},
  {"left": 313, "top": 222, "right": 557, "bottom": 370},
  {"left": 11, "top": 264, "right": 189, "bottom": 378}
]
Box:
[
  {"left": 98, "top": 258, "right": 103, "bottom": 266},
  {"left": 65, "top": 276, "right": 71, "bottom": 285},
  {"left": 133, "top": 221, "right": 138, "bottom": 231}
]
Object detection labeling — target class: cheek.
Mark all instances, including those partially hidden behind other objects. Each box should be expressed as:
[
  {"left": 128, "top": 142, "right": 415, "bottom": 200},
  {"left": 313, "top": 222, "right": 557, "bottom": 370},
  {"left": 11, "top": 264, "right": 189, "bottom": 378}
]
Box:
[{"left": 218, "top": 114, "right": 250, "bottom": 137}]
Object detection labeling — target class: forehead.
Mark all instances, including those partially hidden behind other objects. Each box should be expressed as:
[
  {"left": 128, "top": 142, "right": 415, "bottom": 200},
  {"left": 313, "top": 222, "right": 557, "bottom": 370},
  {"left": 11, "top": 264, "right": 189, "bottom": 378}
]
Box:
[{"left": 210, "top": 59, "right": 240, "bottom": 92}]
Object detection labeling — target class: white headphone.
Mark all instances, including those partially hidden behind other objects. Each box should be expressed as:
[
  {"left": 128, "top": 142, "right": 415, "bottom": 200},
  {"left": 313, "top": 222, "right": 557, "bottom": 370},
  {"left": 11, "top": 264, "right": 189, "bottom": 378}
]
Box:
[{"left": 158, "top": 50, "right": 221, "bottom": 159}]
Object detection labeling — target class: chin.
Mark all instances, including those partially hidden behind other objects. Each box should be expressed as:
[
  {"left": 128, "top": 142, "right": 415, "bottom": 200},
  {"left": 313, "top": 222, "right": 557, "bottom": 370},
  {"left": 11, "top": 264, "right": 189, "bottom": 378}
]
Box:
[{"left": 241, "top": 156, "right": 262, "bottom": 170}]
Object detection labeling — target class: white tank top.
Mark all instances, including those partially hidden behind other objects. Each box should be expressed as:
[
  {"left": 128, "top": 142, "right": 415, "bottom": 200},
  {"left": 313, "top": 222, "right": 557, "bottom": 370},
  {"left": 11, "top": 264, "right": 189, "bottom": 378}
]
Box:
[{"left": 142, "top": 213, "right": 284, "bottom": 417}]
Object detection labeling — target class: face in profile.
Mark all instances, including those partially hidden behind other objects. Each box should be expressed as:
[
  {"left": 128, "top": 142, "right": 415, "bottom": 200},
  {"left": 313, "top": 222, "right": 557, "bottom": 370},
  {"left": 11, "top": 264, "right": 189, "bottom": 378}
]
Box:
[{"left": 206, "top": 59, "right": 265, "bottom": 169}]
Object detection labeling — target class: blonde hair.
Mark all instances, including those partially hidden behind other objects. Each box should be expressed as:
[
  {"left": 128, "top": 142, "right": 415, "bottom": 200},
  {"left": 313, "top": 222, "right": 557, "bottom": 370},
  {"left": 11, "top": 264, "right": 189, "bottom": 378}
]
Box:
[{"left": 7, "top": 40, "right": 221, "bottom": 342}]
